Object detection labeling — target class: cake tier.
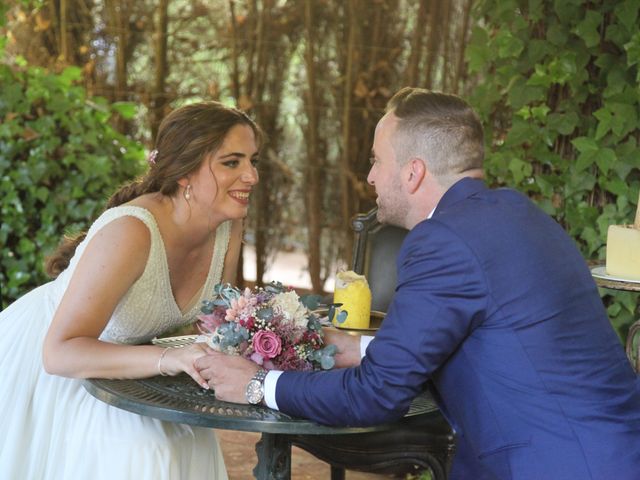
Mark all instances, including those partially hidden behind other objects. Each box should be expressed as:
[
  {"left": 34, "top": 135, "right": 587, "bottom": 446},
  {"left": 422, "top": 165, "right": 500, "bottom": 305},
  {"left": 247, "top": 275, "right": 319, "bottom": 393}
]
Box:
[{"left": 606, "top": 225, "right": 640, "bottom": 280}]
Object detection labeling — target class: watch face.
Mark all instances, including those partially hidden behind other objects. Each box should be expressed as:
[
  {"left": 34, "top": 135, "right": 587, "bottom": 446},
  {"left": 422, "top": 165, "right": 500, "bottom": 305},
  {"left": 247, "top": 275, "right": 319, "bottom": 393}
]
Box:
[{"left": 246, "top": 379, "right": 264, "bottom": 404}]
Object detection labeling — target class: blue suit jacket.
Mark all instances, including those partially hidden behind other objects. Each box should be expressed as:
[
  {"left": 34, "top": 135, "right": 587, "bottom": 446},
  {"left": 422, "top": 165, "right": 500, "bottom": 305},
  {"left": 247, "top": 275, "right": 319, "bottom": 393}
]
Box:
[{"left": 276, "top": 178, "right": 640, "bottom": 479}]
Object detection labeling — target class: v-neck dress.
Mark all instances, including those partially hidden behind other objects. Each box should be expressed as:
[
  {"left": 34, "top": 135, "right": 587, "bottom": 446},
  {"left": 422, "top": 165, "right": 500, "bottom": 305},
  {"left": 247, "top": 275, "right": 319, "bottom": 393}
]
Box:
[{"left": 0, "top": 206, "right": 230, "bottom": 480}]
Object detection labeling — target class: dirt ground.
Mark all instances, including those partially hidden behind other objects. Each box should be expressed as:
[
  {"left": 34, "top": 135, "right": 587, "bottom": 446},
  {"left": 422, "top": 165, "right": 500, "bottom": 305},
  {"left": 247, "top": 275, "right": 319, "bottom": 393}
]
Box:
[{"left": 216, "top": 429, "right": 393, "bottom": 480}]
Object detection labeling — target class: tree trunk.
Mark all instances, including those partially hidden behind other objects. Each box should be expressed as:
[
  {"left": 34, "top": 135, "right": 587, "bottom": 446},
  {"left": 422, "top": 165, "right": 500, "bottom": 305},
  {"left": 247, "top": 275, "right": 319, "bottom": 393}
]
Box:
[
  {"left": 253, "top": 0, "right": 269, "bottom": 287},
  {"left": 304, "top": 0, "right": 323, "bottom": 293},
  {"left": 453, "top": 0, "right": 473, "bottom": 94},
  {"left": 151, "top": 0, "right": 169, "bottom": 141},
  {"left": 440, "top": 0, "right": 452, "bottom": 91},
  {"left": 105, "top": 0, "right": 130, "bottom": 132},
  {"left": 339, "top": 0, "right": 358, "bottom": 232},
  {"left": 424, "top": 0, "right": 441, "bottom": 88},
  {"left": 228, "top": 0, "right": 241, "bottom": 101},
  {"left": 404, "top": 1, "right": 428, "bottom": 86},
  {"left": 59, "top": 0, "right": 69, "bottom": 62}
]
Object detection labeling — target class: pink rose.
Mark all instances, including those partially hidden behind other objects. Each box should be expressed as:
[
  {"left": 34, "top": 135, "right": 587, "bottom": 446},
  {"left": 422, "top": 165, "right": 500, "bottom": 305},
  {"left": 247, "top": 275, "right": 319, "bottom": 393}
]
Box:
[{"left": 252, "top": 330, "right": 282, "bottom": 360}]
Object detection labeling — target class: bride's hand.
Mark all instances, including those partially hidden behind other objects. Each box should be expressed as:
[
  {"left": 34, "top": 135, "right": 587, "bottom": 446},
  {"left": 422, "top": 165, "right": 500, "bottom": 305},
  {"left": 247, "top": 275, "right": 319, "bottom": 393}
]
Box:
[{"left": 159, "top": 343, "right": 214, "bottom": 389}]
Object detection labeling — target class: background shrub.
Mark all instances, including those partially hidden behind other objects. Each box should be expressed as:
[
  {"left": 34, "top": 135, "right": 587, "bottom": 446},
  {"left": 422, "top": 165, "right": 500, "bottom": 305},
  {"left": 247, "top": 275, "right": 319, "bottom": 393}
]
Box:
[
  {"left": 468, "top": 0, "right": 640, "bottom": 340},
  {"left": 0, "top": 62, "right": 144, "bottom": 308}
]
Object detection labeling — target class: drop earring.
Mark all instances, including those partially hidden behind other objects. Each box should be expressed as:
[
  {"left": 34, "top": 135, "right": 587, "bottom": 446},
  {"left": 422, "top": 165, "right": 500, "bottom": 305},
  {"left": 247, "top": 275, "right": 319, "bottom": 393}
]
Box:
[{"left": 184, "top": 184, "right": 192, "bottom": 201}]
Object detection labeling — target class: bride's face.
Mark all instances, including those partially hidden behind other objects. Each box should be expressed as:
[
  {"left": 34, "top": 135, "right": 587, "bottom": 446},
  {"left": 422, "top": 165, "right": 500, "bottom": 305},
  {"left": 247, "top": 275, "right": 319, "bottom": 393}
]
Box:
[{"left": 188, "top": 124, "right": 259, "bottom": 221}]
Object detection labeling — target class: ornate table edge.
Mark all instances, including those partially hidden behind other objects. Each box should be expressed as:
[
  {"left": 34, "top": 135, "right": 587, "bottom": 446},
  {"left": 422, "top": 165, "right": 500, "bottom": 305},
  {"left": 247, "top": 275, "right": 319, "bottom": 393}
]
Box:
[{"left": 83, "top": 376, "right": 439, "bottom": 435}]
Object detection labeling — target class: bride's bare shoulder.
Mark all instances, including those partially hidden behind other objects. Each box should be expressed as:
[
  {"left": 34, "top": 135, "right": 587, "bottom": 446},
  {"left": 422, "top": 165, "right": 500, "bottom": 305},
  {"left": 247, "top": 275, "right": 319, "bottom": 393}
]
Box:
[{"left": 89, "top": 212, "right": 153, "bottom": 258}]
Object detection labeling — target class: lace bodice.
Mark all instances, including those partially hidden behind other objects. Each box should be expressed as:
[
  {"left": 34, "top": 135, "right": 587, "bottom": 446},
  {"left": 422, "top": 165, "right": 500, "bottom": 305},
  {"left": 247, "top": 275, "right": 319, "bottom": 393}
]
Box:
[{"left": 55, "top": 206, "right": 231, "bottom": 344}]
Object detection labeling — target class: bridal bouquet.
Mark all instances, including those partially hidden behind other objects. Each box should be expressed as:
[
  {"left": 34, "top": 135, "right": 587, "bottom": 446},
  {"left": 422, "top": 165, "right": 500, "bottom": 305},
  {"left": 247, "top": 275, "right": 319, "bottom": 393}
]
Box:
[{"left": 197, "top": 282, "right": 337, "bottom": 371}]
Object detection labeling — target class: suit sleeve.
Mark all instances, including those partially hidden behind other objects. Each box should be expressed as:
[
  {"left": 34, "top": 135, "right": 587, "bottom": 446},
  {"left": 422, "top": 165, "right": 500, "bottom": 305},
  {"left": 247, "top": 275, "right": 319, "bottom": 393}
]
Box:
[{"left": 275, "top": 221, "right": 487, "bottom": 426}]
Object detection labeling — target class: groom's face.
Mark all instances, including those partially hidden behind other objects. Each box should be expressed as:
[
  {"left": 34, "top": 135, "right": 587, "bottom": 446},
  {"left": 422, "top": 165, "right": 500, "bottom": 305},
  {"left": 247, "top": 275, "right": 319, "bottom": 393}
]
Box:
[{"left": 367, "top": 113, "right": 410, "bottom": 228}]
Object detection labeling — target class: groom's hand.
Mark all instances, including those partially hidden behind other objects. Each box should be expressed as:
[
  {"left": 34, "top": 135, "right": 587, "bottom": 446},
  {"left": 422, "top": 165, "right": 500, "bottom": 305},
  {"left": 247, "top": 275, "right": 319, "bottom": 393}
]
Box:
[
  {"left": 195, "top": 352, "right": 260, "bottom": 404},
  {"left": 322, "top": 327, "right": 362, "bottom": 368}
]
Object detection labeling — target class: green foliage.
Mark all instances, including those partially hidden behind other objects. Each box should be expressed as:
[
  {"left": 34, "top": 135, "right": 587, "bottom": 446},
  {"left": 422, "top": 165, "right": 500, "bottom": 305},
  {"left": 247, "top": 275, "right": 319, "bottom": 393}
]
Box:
[
  {"left": 0, "top": 61, "right": 144, "bottom": 307},
  {"left": 468, "top": 0, "right": 640, "bottom": 340}
]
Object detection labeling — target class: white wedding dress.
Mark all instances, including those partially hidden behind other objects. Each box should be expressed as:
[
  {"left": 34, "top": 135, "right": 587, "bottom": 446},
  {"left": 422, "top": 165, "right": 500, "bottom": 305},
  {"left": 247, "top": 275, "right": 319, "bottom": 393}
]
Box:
[{"left": 0, "top": 206, "right": 230, "bottom": 480}]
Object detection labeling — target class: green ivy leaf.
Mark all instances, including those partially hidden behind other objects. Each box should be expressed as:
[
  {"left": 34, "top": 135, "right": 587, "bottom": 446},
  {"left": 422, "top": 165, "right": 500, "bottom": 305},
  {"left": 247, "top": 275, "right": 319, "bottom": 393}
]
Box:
[
  {"left": 467, "top": 27, "right": 491, "bottom": 73},
  {"left": 624, "top": 32, "right": 640, "bottom": 68},
  {"left": 547, "top": 22, "right": 569, "bottom": 46},
  {"left": 508, "top": 79, "right": 546, "bottom": 109},
  {"left": 594, "top": 107, "right": 612, "bottom": 140},
  {"left": 614, "top": 0, "right": 640, "bottom": 35},
  {"left": 603, "top": 177, "right": 629, "bottom": 197},
  {"left": 609, "top": 102, "right": 638, "bottom": 137},
  {"left": 595, "top": 148, "right": 616, "bottom": 175},
  {"left": 547, "top": 112, "right": 578, "bottom": 135},
  {"left": 531, "top": 105, "right": 551, "bottom": 122},
  {"left": 58, "top": 66, "right": 83, "bottom": 87},
  {"left": 508, "top": 157, "right": 532, "bottom": 184},
  {"left": 571, "top": 136, "right": 598, "bottom": 153},
  {"left": 495, "top": 31, "right": 525, "bottom": 58},
  {"left": 573, "top": 10, "right": 603, "bottom": 49},
  {"left": 575, "top": 150, "right": 597, "bottom": 172},
  {"left": 111, "top": 102, "right": 138, "bottom": 120},
  {"left": 553, "top": 0, "right": 583, "bottom": 24}
]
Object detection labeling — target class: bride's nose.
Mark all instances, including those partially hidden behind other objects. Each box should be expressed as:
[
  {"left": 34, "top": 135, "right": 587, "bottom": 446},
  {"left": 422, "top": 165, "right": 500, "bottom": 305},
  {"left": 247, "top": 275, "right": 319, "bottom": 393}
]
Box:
[{"left": 241, "top": 164, "right": 259, "bottom": 185}]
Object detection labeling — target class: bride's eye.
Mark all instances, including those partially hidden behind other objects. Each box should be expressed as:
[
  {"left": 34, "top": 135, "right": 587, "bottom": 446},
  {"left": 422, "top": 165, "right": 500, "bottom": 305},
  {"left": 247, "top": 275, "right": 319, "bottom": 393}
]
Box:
[{"left": 222, "top": 160, "right": 239, "bottom": 168}]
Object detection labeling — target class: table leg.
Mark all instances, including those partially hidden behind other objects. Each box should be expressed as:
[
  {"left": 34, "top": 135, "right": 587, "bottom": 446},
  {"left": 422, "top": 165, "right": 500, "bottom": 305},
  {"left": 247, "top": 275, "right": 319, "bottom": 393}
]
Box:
[
  {"left": 253, "top": 432, "right": 291, "bottom": 480},
  {"left": 626, "top": 320, "right": 640, "bottom": 373}
]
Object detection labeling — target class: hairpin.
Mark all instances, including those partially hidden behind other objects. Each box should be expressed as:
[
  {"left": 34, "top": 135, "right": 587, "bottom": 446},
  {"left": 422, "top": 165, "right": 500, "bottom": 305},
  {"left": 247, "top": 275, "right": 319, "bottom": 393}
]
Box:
[{"left": 148, "top": 149, "right": 158, "bottom": 166}]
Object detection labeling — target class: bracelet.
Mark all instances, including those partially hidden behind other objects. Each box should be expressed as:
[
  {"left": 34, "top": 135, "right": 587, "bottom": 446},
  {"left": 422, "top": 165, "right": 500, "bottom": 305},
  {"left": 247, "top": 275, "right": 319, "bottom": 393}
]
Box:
[{"left": 157, "top": 347, "right": 170, "bottom": 376}]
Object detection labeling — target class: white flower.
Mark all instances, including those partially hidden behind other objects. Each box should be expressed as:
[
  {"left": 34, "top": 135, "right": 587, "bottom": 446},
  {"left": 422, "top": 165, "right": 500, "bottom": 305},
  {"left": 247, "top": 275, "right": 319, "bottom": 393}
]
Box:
[{"left": 270, "top": 291, "right": 308, "bottom": 328}]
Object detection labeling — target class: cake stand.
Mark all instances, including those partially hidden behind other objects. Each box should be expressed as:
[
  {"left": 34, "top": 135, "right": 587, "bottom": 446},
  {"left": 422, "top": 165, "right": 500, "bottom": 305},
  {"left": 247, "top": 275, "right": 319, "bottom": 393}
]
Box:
[{"left": 591, "top": 265, "right": 640, "bottom": 372}]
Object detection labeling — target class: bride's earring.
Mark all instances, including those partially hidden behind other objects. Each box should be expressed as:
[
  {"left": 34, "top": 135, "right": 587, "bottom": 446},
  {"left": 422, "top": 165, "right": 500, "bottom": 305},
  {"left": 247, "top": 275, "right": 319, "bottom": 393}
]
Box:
[{"left": 184, "top": 184, "right": 192, "bottom": 201}]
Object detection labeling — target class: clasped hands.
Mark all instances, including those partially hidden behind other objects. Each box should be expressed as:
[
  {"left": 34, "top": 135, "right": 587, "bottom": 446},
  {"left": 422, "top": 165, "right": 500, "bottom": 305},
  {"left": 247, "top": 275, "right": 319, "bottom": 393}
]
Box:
[{"left": 193, "top": 327, "right": 362, "bottom": 404}]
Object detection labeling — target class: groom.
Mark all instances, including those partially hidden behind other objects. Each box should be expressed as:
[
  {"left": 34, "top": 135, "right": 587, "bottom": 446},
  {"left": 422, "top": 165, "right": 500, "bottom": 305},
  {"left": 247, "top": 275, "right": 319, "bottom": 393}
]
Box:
[{"left": 196, "top": 87, "right": 640, "bottom": 478}]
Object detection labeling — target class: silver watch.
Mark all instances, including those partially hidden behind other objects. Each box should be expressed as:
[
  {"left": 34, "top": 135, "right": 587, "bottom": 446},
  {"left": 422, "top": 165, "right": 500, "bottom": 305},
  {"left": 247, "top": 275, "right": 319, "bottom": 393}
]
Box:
[{"left": 245, "top": 368, "right": 267, "bottom": 405}]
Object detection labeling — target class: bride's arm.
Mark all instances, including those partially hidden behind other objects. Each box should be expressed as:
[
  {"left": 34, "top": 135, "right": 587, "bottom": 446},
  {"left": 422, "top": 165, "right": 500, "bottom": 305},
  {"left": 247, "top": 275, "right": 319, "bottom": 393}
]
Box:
[{"left": 42, "top": 216, "right": 210, "bottom": 387}]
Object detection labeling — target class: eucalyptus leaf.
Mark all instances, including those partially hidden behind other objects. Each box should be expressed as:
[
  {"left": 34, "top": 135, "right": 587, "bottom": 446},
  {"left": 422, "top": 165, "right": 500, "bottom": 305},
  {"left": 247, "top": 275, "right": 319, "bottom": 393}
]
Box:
[{"left": 320, "top": 355, "right": 335, "bottom": 370}]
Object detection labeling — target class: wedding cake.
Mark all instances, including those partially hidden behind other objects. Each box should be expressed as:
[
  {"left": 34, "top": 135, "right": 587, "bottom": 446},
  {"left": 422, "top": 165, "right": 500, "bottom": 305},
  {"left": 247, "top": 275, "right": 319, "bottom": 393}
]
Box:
[{"left": 605, "top": 195, "right": 640, "bottom": 280}]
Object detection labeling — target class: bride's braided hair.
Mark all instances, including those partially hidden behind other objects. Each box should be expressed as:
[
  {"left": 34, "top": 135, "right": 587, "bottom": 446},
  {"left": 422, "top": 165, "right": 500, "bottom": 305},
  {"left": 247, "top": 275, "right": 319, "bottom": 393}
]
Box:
[{"left": 45, "top": 102, "right": 261, "bottom": 278}]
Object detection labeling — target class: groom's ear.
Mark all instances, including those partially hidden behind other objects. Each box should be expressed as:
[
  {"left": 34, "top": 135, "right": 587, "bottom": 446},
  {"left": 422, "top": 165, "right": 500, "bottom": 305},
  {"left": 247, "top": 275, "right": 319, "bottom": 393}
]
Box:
[{"left": 406, "top": 158, "right": 426, "bottom": 194}]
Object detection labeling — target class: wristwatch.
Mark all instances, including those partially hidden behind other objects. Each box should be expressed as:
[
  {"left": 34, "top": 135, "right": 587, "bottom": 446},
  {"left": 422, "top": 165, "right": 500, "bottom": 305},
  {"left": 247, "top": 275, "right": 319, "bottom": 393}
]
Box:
[{"left": 245, "top": 368, "right": 268, "bottom": 405}]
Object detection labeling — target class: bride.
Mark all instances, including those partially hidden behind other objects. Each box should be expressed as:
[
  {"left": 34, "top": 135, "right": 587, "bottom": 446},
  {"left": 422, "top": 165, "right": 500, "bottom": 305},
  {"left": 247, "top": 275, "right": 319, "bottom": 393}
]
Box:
[{"left": 0, "top": 101, "right": 261, "bottom": 479}]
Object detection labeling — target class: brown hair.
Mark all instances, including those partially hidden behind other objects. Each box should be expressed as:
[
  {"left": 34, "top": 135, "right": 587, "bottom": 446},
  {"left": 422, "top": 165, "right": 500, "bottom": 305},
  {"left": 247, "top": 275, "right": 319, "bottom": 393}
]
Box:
[
  {"left": 386, "top": 87, "right": 484, "bottom": 185},
  {"left": 45, "top": 101, "right": 261, "bottom": 278}
]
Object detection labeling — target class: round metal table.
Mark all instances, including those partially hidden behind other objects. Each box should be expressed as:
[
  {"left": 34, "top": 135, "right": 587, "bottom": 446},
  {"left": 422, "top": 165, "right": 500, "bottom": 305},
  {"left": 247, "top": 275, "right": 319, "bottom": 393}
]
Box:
[
  {"left": 84, "top": 373, "right": 439, "bottom": 480},
  {"left": 591, "top": 265, "right": 640, "bottom": 372}
]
